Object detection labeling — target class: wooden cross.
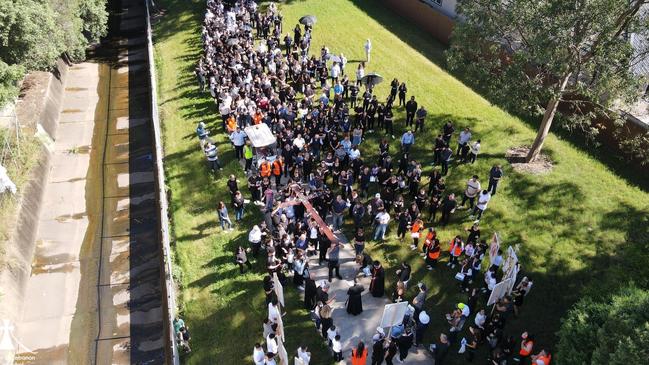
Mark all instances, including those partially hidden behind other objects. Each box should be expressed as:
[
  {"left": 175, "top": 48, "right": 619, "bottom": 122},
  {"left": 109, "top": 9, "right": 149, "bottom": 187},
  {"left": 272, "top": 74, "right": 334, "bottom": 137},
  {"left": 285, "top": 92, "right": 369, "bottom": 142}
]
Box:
[{"left": 274, "top": 183, "right": 340, "bottom": 245}]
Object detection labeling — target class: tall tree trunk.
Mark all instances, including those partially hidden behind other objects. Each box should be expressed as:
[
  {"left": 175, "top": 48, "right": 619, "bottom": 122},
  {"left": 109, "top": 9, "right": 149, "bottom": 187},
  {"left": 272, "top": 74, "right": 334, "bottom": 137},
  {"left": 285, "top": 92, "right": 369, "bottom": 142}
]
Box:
[{"left": 526, "top": 72, "right": 572, "bottom": 163}]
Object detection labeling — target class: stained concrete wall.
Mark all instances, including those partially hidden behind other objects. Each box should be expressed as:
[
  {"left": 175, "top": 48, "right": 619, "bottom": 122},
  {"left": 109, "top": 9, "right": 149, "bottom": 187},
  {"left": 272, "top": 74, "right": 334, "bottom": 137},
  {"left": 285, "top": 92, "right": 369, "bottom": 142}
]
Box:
[
  {"left": 382, "top": 0, "right": 455, "bottom": 45},
  {"left": 0, "top": 60, "right": 68, "bottom": 324}
]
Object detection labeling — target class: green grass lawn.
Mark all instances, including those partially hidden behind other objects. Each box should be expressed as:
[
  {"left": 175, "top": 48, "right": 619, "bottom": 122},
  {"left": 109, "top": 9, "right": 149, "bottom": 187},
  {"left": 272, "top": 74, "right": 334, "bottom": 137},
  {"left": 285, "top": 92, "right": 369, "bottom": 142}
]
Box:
[{"left": 153, "top": 0, "right": 649, "bottom": 364}]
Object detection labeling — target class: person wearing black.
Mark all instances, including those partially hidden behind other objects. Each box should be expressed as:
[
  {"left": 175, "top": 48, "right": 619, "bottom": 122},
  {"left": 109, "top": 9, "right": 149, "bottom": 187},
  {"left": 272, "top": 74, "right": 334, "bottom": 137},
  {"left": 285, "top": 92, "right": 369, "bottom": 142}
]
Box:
[
  {"left": 431, "top": 333, "right": 450, "bottom": 364},
  {"left": 415, "top": 106, "right": 427, "bottom": 132},
  {"left": 370, "top": 261, "right": 385, "bottom": 297},
  {"left": 405, "top": 96, "right": 417, "bottom": 128},
  {"left": 346, "top": 280, "right": 365, "bottom": 315},
  {"left": 388, "top": 78, "right": 399, "bottom": 103},
  {"left": 488, "top": 164, "right": 504, "bottom": 195},
  {"left": 235, "top": 246, "right": 252, "bottom": 274},
  {"left": 385, "top": 339, "right": 397, "bottom": 365},
  {"left": 396, "top": 329, "right": 413, "bottom": 362},
  {"left": 327, "top": 242, "right": 343, "bottom": 282},
  {"left": 440, "top": 146, "right": 453, "bottom": 176},
  {"left": 283, "top": 34, "right": 292, "bottom": 57},
  {"left": 371, "top": 337, "right": 386, "bottom": 365},
  {"left": 398, "top": 82, "right": 407, "bottom": 106},
  {"left": 304, "top": 272, "right": 317, "bottom": 310},
  {"left": 433, "top": 134, "right": 446, "bottom": 165},
  {"left": 263, "top": 275, "right": 275, "bottom": 305},
  {"left": 396, "top": 262, "right": 411, "bottom": 287},
  {"left": 442, "top": 120, "right": 455, "bottom": 145},
  {"left": 384, "top": 107, "right": 394, "bottom": 138},
  {"left": 318, "top": 231, "right": 331, "bottom": 265},
  {"left": 440, "top": 193, "right": 457, "bottom": 226}
]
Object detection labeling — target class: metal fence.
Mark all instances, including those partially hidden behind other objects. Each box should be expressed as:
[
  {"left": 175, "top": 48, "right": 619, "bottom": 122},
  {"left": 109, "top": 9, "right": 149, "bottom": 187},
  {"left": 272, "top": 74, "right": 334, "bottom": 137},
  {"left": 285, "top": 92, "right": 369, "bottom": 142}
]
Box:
[{"left": 143, "top": 0, "right": 180, "bottom": 363}]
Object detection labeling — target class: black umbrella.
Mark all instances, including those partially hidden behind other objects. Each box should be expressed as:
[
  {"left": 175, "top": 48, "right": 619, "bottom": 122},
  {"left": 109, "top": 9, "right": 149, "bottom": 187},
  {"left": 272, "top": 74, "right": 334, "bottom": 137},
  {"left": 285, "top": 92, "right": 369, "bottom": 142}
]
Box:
[
  {"left": 299, "top": 15, "right": 317, "bottom": 26},
  {"left": 360, "top": 73, "right": 384, "bottom": 87}
]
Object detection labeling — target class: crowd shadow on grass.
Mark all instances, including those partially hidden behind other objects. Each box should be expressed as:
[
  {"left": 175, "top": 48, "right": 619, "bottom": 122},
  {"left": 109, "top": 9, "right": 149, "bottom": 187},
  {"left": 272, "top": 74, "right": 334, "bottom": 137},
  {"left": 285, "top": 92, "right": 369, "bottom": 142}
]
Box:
[{"left": 350, "top": 0, "right": 649, "bottom": 192}]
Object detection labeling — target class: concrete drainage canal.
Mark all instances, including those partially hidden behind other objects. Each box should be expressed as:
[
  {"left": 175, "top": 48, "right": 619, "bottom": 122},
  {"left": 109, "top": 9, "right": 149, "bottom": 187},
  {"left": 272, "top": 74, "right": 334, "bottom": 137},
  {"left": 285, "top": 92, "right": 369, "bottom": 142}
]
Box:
[{"left": 10, "top": 0, "right": 169, "bottom": 364}]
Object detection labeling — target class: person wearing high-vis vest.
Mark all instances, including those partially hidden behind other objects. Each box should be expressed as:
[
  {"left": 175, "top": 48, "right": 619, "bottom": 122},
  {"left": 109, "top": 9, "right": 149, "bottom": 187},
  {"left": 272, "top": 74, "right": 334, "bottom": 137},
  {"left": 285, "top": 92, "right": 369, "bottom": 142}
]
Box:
[
  {"left": 272, "top": 157, "right": 283, "bottom": 187},
  {"left": 447, "top": 236, "right": 464, "bottom": 269},
  {"left": 243, "top": 141, "right": 254, "bottom": 172},
  {"left": 425, "top": 238, "right": 441, "bottom": 270},
  {"left": 513, "top": 332, "right": 535, "bottom": 363},
  {"left": 531, "top": 349, "right": 551, "bottom": 365},
  {"left": 260, "top": 160, "right": 271, "bottom": 178}
]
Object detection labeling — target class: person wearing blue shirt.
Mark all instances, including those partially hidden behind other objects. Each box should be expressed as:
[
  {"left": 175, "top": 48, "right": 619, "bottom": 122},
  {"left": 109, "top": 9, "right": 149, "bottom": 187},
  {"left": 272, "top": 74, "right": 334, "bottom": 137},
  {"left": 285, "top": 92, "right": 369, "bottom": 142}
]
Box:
[
  {"left": 196, "top": 122, "right": 209, "bottom": 146},
  {"left": 401, "top": 130, "right": 415, "bottom": 153}
]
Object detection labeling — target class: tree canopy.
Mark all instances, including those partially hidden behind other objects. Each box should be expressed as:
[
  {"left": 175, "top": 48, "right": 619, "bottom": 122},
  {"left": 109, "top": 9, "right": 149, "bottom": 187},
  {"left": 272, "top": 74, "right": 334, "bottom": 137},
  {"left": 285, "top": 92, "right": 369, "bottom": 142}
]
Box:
[
  {"left": 0, "top": 0, "right": 108, "bottom": 108},
  {"left": 447, "top": 0, "right": 649, "bottom": 162},
  {"left": 556, "top": 286, "right": 649, "bottom": 365}
]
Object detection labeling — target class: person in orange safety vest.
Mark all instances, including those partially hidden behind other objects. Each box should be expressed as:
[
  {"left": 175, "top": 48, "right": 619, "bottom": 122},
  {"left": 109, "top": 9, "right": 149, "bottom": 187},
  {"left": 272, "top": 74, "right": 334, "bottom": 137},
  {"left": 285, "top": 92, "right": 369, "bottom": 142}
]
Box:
[
  {"left": 447, "top": 235, "right": 464, "bottom": 269},
  {"left": 260, "top": 160, "right": 271, "bottom": 178},
  {"left": 271, "top": 157, "right": 283, "bottom": 187}
]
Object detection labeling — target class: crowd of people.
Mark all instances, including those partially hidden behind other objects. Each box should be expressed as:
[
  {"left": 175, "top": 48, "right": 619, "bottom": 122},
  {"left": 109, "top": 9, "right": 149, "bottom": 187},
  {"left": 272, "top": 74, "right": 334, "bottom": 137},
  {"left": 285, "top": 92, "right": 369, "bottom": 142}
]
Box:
[{"left": 196, "top": 1, "right": 551, "bottom": 364}]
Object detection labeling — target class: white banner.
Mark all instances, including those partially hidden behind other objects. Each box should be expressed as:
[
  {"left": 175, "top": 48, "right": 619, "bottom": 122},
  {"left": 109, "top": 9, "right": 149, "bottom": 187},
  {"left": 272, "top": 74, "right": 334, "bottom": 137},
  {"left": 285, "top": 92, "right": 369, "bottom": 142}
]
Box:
[
  {"left": 379, "top": 301, "right": 410, "bottom": 328},
  {"left": 487, "top": 278, "right": 512, "bottom": 306}
]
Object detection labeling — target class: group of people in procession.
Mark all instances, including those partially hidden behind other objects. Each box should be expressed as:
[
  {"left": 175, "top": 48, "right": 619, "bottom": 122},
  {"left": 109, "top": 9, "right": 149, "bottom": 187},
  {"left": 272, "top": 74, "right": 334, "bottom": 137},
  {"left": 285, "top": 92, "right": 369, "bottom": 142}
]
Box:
[{"left": 197, "top": 1, "right": 551, "bottom": 364}]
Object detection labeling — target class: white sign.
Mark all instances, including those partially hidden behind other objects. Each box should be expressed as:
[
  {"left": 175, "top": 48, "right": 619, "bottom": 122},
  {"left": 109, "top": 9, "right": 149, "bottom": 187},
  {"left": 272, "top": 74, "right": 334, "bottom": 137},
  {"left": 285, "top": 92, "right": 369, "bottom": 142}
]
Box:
[
  {"left": 277, "top": 336, "right": 289, "bottom": 365},
  {"left": 379, "top": 301, "right": 410, "bottom": 328},
  {"left": 487, "top": 278, "right": 513, "bottom": 306},
  {"left": 273, "top": 273, "right": 285, "bottom": 307}
]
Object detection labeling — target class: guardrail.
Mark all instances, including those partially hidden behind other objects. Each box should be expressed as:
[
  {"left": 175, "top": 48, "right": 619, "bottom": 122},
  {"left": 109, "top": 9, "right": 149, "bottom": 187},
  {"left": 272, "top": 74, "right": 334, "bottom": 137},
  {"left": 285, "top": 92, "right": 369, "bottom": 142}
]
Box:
[{"left": 144, "top": 0, "right": 180, "bottom": 364}]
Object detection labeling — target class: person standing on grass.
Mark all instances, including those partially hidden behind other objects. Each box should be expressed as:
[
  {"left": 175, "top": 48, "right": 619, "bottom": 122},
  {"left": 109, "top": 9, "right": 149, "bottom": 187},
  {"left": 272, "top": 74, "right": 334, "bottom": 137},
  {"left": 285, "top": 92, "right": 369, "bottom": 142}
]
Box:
[
  {"left": 331, "top": 195, "right": 347, "bottom": 232},
  {"left": 415, "top": 105, "right": 427, "bottom": 132},
  {"left": 398, "top": 82, "right": 408, "bottom": 107},
  {"left": 471, "top": 189, "right": 492, "bottom": 220},
  {"left": 431, "top": 333, "right": 450, "bottom": 364},
  {"left": 457, "top": 127, "right": 472, "bottom": 156},
  {"left": 488, "top": 164, "right": 504, "bottom": 195},
  {"left": 440, "top": 193, "right": 457, "bottom": 226},
  {"left": 405, "top": 96, "right": 417, "bottom": 127},
  {"left": 460, "top": 175, "right": 481, "bottom": 209},
  {"left": 233, "top": 191, "right": 245, "bottom": 221},
  {"left": 374, "top": 210, "right": 391, "bottom": 241},
  {"left": 356, "top": 62, "right": 365, "bottom": 86},
  {"left": 229, "top": 126, "right": 247, "bottom": 160},
  {"left": 217, "top": 201, "right": 233, "bottom": 231},
  {"left": 204, "top": 142, "right": 222, "bottom": 173},
  {"left": 468, "top": 139, "right": 481, "bottom": 164},
  {"left": 400, "top": 130, "right": 415, "bottom": 153},
  {"left": 297, "top": 345, "right": 311, "bottom": 364},
  {"left": 439, "top": 145, "right": 453, "bottom": 176},
  {"left": 235, "top": 246, "right": 252, "bottom": 273},
  {"left": 253, "top": 343, "right": 265, "bottom": 365},
  {"left": 414, "top": 311, "right": 430, "bottom": 347},
  {"left": 425, "top": 238, "right": 441, "bottom": 270},
  {"left": 364, "top": 39, "right": 372, "bottom": 62}
]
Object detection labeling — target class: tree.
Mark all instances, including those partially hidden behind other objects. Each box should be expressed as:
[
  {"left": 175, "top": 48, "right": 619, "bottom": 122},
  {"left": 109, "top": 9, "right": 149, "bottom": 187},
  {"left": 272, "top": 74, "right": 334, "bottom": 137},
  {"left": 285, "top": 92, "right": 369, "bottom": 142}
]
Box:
[
  {"left": 447, "top": 0, "right": 649, "bottom": 162},
  {"left": 0, "top": 61, "right": 25, "bottom": 107},
  {"left": 556, "top": 286, "right": 649, "bottom": 365},
  {"left": 0, "top": 0, "right": 108, "bottom": 109}
]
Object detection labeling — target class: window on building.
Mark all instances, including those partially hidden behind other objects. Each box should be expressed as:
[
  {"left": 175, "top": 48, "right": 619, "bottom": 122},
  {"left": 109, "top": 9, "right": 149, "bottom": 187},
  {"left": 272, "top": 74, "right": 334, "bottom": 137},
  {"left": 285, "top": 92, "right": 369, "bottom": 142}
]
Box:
[{"left": 422, "top": 0, "right": 443, "bottom": 7}]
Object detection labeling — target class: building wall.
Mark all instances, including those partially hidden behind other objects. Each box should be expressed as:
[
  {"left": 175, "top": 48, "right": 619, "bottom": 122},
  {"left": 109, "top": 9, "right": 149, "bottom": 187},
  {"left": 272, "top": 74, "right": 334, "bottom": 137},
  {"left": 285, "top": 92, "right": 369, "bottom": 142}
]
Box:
[{"left": 382, "top": 0, "right": 456, "bottom": 45}]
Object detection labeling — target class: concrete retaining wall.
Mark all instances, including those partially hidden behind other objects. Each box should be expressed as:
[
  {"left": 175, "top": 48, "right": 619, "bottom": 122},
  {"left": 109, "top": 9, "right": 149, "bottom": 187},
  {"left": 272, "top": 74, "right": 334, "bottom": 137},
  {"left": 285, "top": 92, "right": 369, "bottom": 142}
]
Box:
[
  {"left": 381, "top": 0, "right": 455, "bottom": 45},
  {"left": 0, "top": 60, "right": 69, "bottom": 323}
]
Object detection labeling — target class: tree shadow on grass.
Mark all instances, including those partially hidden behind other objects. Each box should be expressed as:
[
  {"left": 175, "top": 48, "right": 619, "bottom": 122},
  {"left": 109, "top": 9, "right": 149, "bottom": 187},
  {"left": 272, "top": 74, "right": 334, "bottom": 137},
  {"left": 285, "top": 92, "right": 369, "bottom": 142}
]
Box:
[{"left": 349, "top": 0, "right": 649, "bottom": 192}]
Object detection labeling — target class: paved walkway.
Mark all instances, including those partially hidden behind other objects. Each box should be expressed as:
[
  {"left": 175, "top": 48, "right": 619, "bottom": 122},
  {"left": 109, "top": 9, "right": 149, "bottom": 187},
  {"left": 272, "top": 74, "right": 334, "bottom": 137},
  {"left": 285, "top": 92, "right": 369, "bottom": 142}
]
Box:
[{"left": 307, "top": 220, "right": 432, "bottom": 364}]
